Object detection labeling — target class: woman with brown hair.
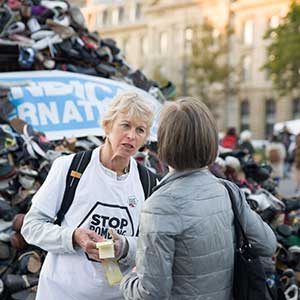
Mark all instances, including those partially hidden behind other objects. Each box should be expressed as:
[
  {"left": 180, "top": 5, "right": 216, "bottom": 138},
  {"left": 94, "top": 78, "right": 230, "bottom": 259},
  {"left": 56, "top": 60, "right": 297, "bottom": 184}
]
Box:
[{"left": 121, "top": 97, "right": 276, "bottom": 300}]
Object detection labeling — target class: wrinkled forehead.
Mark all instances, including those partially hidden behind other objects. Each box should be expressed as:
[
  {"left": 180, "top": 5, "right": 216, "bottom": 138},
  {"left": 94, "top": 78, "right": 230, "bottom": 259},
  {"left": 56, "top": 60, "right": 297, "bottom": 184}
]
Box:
[{"left": 114, "top": 111, "right": 148, "bottom": 128}]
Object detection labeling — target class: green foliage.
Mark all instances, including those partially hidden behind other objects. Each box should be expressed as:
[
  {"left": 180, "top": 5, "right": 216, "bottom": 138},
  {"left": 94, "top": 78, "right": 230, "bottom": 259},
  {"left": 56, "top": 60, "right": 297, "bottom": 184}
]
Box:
[
  {"left": 263, "top": 1, "right": 300, "bottom": 95},
  {"left": 187, "top": 21, "right": 231, "bottom": 105}
]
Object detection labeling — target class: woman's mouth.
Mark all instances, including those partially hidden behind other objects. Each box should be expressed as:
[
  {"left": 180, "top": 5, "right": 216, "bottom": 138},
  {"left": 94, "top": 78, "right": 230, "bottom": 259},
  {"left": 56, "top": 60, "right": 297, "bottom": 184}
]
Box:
[{"left": 122, "top": 143, "right": 134, "bottom": 150}]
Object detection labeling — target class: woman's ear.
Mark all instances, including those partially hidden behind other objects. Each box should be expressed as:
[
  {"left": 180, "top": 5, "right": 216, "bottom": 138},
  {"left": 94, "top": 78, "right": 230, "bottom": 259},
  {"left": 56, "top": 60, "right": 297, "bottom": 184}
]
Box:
[{"left": 102, "top": 120, "right": 111, "bottom": 136}]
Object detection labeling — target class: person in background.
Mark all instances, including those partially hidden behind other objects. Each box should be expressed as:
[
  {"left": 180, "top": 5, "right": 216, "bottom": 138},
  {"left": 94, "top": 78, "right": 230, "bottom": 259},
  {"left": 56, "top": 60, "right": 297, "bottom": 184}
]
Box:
[
  {"left": 238, "top": 130, "right": 255, "bottom": 156},
  {"left": 221, "top": 127, "right": 238, "bottom": 149},
  {"left": 279, "top": 125, "right": 293, "bottom": 177},
  {"left": 293, "top": 134, "right": 300, "bottom": 193},
  {"left": 120, "top": 97, "right": 276, "bottom": 300},
  {"left": 21, "top": 92, "right": 156, "bottom": 300},
  {"left": 266, "top": 133, "right": 286, "bottom": 184}
]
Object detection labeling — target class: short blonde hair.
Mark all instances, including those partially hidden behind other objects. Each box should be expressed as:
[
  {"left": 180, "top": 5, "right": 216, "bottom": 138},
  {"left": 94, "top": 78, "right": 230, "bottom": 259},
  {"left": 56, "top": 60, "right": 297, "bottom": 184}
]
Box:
[
  {"left": 101, "top": 92, "right": 154, "bottom": 135},
  {"left": 158, "top": 97, "right": 218, "bottom": 170}
]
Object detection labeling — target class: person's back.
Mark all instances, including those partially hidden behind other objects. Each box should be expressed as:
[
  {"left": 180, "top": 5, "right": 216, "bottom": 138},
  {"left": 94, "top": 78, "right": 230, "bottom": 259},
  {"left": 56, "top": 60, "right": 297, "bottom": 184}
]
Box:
[{"left": 150, "top": 169, "right": 234, "bottom": 299}]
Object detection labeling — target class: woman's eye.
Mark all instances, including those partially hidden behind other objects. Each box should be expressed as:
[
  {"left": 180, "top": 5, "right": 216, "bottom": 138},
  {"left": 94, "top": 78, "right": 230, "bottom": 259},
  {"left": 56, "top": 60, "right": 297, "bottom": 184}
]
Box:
[
  {"left": 137, "top": 128, "right": 145, "bottom": 134},
  {"left": 121, "top": 123, "right": 129, "bottom": 128}
]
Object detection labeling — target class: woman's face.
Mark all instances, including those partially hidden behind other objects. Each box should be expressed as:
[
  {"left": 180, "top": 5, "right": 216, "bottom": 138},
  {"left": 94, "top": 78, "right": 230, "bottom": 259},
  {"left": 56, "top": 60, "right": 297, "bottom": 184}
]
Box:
[{"left": 106, "top": 112, "right": 148, "bottom": 159}]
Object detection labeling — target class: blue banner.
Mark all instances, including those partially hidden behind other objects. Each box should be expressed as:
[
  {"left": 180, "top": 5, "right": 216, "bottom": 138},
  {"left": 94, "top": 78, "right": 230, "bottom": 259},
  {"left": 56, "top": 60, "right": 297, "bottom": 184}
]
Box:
[{"left": 0, "top": 71, "right": 161, "bottom": 140}]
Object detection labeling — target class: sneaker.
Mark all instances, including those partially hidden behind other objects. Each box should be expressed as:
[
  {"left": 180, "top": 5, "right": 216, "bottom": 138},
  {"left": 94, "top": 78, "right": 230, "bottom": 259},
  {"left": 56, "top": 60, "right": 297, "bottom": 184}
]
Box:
[
  {"left": 18, "top": 47, "right": 36, "bottom": 69},
  {"left": 69, "top": 5, "right": 85, "bottom": 29},
  {"left": 6, "top": 21, "right": 25, "bottom": 35},
  {"left": 18, "top": 250, "right": 42, "bottom": 274},
  {"left": 0, "top": 5, "right": 14, "bottom": 37},
  {"left": 27, "top": 17, "right": 41, "bottom": 33},
  {"left": 41, "top": 0, "right": 68, "bottom": 12},
  {"left": 4, "top": 274, "right": 39, "bottom": 293}
]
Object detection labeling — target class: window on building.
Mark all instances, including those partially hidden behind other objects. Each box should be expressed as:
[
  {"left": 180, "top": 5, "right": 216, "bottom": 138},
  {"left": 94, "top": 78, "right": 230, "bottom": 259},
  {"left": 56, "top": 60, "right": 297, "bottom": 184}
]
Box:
[
  {"left": 123, "top": 38, "right": 130, "bottom": 57},
  {"left": 112, "top": 9, "right": 118, "bottom": 25},
  {"left": 135, "top": 3, "right": 142, "bottom": 19},
  {"left": 159, "top": 32, "right": 168, "bottom": 54},
  {"left": 293, "top": 97, "right": 300, "bottom": 119},
  {"left": 242, "top": 55, "right": 252, "bottom": 82},
  {"left": 269, "top": 15, "right": 279, "bottom": 29},
  {"left": 240, "top": 100, "right": 250, "bottom": 131},
  {"left": 243, "top": 19, "right": 253, "bottom": 45},
  {"left": 141, "top": 36, "right": 148, "bottom": 56},
  {"left": 96, "top": 12, "right": 102, "bottom": 27},
  {"left": 102, "top": 10, "right": 108, "bottom": 25},
  {"left": 118, "top": 6, "right": 124, "bottom": 23},
  {"left": 265, "top": 98, "right": 276, "bottom": 138}
]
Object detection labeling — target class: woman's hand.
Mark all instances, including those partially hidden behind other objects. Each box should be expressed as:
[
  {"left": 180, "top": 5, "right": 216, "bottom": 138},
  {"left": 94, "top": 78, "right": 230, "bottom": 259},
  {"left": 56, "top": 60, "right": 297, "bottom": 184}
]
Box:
[
  {"left": 109, "top": 228, "right": 128, "bottom": 260},
  {"left": 73, "top": 228, "right": 104, "bottom": 261}
]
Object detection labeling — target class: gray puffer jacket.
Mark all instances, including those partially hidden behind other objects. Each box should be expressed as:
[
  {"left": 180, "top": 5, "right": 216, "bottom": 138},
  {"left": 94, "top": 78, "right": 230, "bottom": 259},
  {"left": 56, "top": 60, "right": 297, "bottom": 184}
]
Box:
[{"left": 120, "top": 169, "right": 277, "bottom": 300}]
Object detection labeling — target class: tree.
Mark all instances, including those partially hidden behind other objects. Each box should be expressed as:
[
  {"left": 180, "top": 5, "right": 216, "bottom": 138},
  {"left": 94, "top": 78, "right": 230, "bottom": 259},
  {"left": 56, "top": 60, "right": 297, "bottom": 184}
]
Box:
[
  {"left": 187, "top": 21, "right": 231, "bottom": 108},
  {"left": 263, "top": 1, "right": 300, "bottom": 95}
]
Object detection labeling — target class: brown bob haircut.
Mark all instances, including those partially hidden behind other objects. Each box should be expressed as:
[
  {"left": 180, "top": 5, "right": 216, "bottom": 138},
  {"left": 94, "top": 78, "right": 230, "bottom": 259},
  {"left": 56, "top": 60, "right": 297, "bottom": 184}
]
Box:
[{"left": 158, "top": 97, "right": 218, "bottom": 171}]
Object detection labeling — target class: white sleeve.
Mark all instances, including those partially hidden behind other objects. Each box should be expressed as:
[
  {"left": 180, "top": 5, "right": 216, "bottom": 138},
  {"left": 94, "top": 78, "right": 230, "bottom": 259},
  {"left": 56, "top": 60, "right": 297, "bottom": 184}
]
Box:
[{"left": 21, "top": 206, "right": 76, "bottom": 253}]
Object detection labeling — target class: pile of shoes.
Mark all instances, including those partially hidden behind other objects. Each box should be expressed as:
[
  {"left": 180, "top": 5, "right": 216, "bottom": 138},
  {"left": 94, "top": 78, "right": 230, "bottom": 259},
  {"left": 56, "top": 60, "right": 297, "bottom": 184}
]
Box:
[{"left": 0, "top": 0, "right": 176, "bottom": 101}]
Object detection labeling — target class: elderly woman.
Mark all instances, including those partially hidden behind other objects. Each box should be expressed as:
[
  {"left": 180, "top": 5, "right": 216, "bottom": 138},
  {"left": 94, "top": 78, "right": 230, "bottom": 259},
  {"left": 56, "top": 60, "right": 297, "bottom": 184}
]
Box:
[
  {"left": 21, "top": 92, "right": 157, "bottom": 300},
  {"left": 121, "top": 97, "right": 276, "bottom": 300}
]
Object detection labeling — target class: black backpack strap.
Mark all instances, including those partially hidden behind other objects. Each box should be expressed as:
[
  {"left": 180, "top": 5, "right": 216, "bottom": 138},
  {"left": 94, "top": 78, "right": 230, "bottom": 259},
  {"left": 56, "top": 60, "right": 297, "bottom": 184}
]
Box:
[
  {"left": 137, "top": 163, "right": 157, "bottom": 199},
  {"left": 54, "top": 150, "right": 93, "bottom": 226}
]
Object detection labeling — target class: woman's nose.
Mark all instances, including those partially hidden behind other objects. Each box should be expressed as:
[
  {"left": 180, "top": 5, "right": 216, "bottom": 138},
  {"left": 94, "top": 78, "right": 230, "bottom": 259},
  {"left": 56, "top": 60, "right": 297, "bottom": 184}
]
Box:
[{"left": 126, "top": 128, "right": 136, "bottom": 139}]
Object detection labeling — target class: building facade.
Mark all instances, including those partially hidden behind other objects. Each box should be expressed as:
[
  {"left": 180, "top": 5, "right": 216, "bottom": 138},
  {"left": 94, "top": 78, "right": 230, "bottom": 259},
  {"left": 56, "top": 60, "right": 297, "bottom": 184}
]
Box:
[{"left": 82, "top": 0, "right": 295, "bottom": 139}]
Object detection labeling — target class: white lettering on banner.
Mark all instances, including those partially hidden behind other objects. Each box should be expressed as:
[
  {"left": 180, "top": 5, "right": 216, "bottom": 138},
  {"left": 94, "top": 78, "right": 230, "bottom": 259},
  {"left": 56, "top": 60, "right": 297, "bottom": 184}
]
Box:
[
  {"left": 77, "top": 101, "right": 95, "bottom": 121},
  {"left": 18, "top": 103, "right": 39, "bottom": 125},
  {"left": 84, "top": 82, "right": 113, "bottom": 102},
  {"left": 69, "top": 81, "right": 85, "bottom": 99},
  {"left": 39, "top": 81, "right": 73, "bottom": 97},
  {"left": 62, "top": 100, "right": 84, "bottom": 123},
  {"left": 11, "top": 81, "right": 116, "bottom": 101},
  {"left": 38, "top": 102, "right": 59, "bottom": 125}
]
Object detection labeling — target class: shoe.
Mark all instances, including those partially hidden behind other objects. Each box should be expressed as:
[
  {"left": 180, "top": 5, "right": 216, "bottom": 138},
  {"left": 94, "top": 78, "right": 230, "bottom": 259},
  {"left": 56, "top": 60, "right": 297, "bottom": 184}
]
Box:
[
  {"left": 18, "top": 48, "right": 36, "bottom": 69},
  {"left": 10, "top": 232, "right": 27, "bottom": 250},
  {"left": 41, "top": 0, "right": 68, "bottom": 12},
  {"left": 0, "top": 241, "right": 10, "bottom": 260},
  {"left": 10, "top": 287, "right": 37, "bottom": 300},
  {"left": 9, "top": 33, "right": 34, "bottom": 47},
  {"left": 6, "top": 21, "right": 25, "bottom": 35},
  {"left": 32, "top": 33, "right": 62, "bottom": 50},
  {"left": 5, "top": 274, "right": 39, "bottom": 293},
  {"left": 0, "top": 5, "right": 14, "bottom": 37},
  {"left": 18, "top": 251, "right": 42, "bottom": 274},
  {"left": 27, "top": 17, "right": 41, "bottom": 33},
  {"left": 95, "top": 63, "right": 116, "bottom": 78},
  {"left": 0, "top": 125, "right": 18, "bottom": 154},
  {"left": 20, "top": 1, "right": 32, "bottom": 19},
  {"left": 46, "top": 19, "right": 75, "bottom": 40},
  {"left": 69, "top": 5, "right": 85, "bottom": 29},
  {"left": 0, "top": 162, "right": 16, "bottom": 180},
  {"left": 7, "top": 0, "right": 22, "bottom": 10}
]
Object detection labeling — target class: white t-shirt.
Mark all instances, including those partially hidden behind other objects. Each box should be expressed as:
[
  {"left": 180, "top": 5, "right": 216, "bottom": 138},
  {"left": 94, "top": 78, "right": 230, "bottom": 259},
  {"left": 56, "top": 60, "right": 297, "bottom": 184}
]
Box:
[{"left": 32, "top": 147, "right": 145, "bottom": 300}]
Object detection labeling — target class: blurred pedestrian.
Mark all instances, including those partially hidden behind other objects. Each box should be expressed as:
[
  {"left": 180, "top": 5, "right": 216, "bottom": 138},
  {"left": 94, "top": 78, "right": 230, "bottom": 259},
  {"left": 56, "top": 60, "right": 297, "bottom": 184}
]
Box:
[
  {"left": 221, "top": 127, "right": 238, "bottom": 149},
  {"left": 266, "top": 134, "right": 286, "bottom": 184},
  {"left": 120, "top": 97, "right": 276, "bottom": 300},
  {"left": 293, "top": 134, "right": 300, "bottom": 193},
  {"left": 279, "top": 125, "right": 293, "bottom": 177},
  {"left": 238, "top": 130, "right": 255, "bottom": 156}
]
